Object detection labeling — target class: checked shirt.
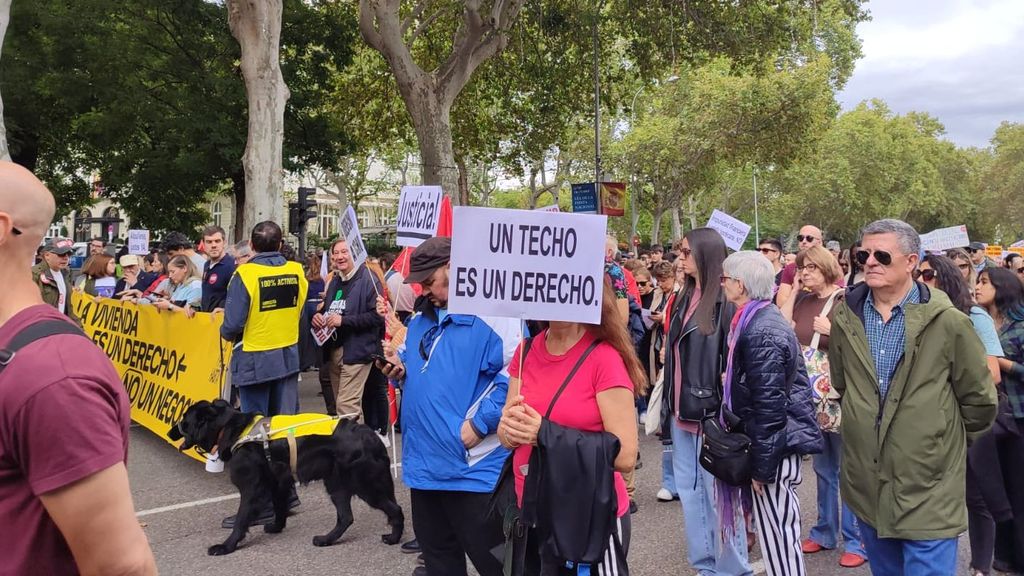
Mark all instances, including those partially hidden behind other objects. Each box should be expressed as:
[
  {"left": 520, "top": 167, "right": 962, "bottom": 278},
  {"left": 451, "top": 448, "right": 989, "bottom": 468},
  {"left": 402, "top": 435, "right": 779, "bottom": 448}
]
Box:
[{"left": 864, "top": 283, "right": 921, "bottom": 400}]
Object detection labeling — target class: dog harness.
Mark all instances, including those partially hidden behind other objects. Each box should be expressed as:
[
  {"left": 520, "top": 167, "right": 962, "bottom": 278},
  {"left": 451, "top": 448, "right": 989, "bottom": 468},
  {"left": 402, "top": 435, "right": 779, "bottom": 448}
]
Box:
[{"left": 231, "top": 413, "right": 352, "bottom": 477}]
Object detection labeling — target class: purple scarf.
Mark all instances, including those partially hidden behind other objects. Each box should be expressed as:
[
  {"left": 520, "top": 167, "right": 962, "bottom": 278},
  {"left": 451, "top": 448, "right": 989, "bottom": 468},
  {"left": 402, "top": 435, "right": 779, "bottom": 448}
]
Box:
[{"left": 716, "top": 298, "right": 771, "bottom": 541}]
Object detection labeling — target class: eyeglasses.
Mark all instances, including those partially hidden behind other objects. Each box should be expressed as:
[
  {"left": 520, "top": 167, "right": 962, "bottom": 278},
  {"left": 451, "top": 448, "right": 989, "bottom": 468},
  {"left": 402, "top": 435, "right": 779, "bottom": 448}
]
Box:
[
  {"left": 797, "top": 263, "right": 819, "bottom": 272},
  {"left": 11, "top": 226, "right": 21, "bottom": 236},
  {"left": 913, "top": 269, "right": 936, "bottom": 281},
  {"left": 758, "top": 247, "right": 778, "bottom": 254},
  {"left": 679, "top": 248, "right": 692, "bottom": 258},
  {"left": 855, "top": 249, "right": 893, "bottom": 266},
  {"left": 968, "top": 248, "right": 981, "bottom": 254},
  {"left": 796, "top": 235, "right": 818, "bottom": 243},
  {"left": 1016, "top": 267, "right": 1024, "bottom": 275},
  {"left": 637, "top": 281, "right": 649, "bottom": 286},
  {"left": 719, "top": 275, "right": 736, "bottom": 284}
]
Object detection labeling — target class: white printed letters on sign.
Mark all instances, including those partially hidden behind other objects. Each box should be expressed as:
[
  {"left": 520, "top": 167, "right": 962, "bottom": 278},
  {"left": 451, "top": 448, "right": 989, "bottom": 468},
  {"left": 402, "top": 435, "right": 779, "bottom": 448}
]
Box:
[{"left": 448, "top": 207, "right": 607, "bottom": 324}]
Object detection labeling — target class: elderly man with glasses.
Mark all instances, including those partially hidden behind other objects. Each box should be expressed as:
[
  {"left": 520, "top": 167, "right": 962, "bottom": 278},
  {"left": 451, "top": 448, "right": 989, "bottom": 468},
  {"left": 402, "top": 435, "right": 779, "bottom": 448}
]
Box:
[
  {"left": 375, "top": 237, "right": 525, "bottom": 576},
  {"left": 829, "top": 219, "right": 996, "bottom": 576}
]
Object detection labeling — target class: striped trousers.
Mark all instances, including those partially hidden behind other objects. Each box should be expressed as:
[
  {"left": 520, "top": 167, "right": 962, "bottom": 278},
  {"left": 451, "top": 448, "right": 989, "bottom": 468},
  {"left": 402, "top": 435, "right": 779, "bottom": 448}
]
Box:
[{"left": 752, "top": 453, "right": 806, "bottom": 576}]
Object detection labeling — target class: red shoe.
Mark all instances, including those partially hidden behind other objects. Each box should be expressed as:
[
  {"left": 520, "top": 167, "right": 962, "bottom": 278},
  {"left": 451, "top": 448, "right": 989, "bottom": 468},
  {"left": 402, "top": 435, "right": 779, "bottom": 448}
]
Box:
[
  {"left": 839, "top": 553, "right": 867, "bottom": 568},
  {"left": 801, "top": 539, "right": 826, "bottom": 554}
]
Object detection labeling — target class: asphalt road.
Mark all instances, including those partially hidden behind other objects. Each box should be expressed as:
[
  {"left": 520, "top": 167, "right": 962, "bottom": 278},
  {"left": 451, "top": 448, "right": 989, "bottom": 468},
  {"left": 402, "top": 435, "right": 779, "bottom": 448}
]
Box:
[{"left": 131, "top": 374, "right": 972, "bottom": 576}]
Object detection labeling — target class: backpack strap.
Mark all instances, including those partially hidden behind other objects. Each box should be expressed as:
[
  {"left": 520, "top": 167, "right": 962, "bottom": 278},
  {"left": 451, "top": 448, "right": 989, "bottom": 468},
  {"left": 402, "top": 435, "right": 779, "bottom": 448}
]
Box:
[{"left": 0, "top": 320, "right": 88, "bottom": 373}]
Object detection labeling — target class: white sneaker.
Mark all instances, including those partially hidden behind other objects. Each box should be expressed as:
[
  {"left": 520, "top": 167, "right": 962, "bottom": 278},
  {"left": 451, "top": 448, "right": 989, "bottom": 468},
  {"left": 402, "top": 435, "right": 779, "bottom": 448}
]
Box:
[{"left": 656, "top": 488, "right": 678, "bottom": 502}]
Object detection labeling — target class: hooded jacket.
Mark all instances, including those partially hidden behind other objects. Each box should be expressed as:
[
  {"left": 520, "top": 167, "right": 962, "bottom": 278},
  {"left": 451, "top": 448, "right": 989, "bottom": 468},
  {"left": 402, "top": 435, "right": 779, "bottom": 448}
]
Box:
[
  {"left": 830, "top": 282, "right": 997, "bottom": 539},
  {"left": 321, "top": 264, "right": 384, "bottom": 364},
  {"left": 729, "top": 304, "right": 823, "bottom": 483}
]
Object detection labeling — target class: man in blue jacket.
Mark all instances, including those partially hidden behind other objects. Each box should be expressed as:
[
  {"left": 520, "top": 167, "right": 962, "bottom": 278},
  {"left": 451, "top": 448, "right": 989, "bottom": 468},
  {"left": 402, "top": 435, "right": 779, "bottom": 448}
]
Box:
[{"left": 379, "top": 237, "right": 523, "bottom": 576}]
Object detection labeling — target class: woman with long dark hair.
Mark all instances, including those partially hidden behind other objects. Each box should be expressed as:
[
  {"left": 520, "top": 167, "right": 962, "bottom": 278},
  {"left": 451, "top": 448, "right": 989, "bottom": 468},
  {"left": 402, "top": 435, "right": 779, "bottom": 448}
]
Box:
[
  {"left": 660, "top": 228, "right": 750, "bottom": 574},
  {"left": 498, "top": 277, "right": 644, "bottom": 574},
  {"left": 977, "top": 268, "right": 1024, "bottom": 574},
  {"left": 920, "top": 255, "right": 1005, "bottom": 576}
]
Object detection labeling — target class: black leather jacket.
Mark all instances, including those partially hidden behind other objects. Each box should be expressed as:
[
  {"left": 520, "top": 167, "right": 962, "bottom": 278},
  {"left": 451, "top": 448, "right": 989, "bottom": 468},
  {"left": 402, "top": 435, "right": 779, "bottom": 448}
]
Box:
[
  {"left": 660, "top": 289, "right": 735, "bottom": 433},
  {"left": 730, "top": 304, "right": 823, "bottom": 482}
]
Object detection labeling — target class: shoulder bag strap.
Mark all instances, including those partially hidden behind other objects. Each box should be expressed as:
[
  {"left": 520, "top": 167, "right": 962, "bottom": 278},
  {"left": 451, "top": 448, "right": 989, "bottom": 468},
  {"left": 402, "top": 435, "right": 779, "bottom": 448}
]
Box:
[
  {"left": 809, "top": 289, "right": 844, "bottom": 351},
  {"left": 544, "top": 339, "right": 601, "bottom": 419},
  {"left": 0, "top": 320, "right": 87, "bottom": 374}
]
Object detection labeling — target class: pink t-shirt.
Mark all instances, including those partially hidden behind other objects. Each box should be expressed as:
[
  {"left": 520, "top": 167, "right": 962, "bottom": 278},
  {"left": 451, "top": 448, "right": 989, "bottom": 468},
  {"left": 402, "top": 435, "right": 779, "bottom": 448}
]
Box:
[
  {"left": 508, "top": 330, "right": 633, "bottom": 517},
  {"left": 0, "top": 305, "right": 131, "bottom": 576}
]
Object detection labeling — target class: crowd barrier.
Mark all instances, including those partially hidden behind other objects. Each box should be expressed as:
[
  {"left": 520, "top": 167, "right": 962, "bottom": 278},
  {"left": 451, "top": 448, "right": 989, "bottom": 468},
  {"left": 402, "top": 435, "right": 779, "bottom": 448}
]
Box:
[{"left": 72, "top": 293, "right": 233, "bottom": 462}]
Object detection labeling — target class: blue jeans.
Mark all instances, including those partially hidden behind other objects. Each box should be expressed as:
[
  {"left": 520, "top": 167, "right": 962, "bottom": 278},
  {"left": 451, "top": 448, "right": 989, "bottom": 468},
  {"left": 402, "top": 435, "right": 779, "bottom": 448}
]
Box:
[
  {"left": 858, "top": 520, "right": 957, "bottom": 576},
  {"left": 238, "top": 374, "right": 299, "bottom": 416},
  {"left": 662, "top": 442, "right": 677, "bottom": 496},
  {"left": 671, "top": 424, "right": 751, "bottom": 576},
  {"left": 808, "top": 432, "right": 865, "bottom": 557}
]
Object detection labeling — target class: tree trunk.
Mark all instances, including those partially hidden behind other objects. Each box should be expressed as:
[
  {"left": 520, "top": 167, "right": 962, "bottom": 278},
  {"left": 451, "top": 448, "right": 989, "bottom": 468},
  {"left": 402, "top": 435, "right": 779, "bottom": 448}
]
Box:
[
  {"left": 672, "top": 206, "right": 682, "bottom": 240},
  {"left": 0, "top": 0, "right": 12, "bottom": 162},
  {"left": 651, "top": 199, "right": 666, "bottom": 245},
  {"left": 231, "top": 171, "right": 246, "bottom": 242},
  {"left": 455, "top": 154, "right": 469, "bottom": 205},
  {"left": 227, "top": 0, "right": 290, "bottom": 235},
  {"left": 687, "top": 196, "right": 698, "bottom": 230},
  {"left": 408, "top": 88, "right": 459, "bottom": 198}
]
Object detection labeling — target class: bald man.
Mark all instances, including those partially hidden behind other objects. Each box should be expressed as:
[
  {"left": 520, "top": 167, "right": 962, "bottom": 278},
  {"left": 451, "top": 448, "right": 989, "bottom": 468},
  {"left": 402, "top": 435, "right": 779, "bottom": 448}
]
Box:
[
  {"left": 0, "top": 162, "right": 156, "bottom": 575},
  {"left": 776, "top": 224, "right": 825, "bottom": 306}
]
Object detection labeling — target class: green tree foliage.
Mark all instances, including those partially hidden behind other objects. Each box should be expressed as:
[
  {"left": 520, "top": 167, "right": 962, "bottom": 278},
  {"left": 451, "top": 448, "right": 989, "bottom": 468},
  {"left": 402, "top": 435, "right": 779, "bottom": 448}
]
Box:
[
  {"left": 765, "top": 101, "right": 986, "bottom": 242},
  {"left": 2, "top": 0, "right": 357, "bottom": 234},
  {"left": 978, "top": 123, "right": 1024, "bottom": 241}
]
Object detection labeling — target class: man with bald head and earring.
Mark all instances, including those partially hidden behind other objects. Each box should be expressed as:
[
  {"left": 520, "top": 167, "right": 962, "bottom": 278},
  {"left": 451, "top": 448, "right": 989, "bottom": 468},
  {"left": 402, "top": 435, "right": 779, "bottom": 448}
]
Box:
[{"left": 0, "top": 162, "right": 156, "bottom": 575}]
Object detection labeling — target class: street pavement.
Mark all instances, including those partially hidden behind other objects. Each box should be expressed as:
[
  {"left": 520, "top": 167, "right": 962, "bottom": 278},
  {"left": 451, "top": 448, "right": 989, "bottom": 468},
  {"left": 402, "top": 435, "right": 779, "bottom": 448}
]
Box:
[{"left": 132, "top": 373, "right": 972, "bottom": 575}]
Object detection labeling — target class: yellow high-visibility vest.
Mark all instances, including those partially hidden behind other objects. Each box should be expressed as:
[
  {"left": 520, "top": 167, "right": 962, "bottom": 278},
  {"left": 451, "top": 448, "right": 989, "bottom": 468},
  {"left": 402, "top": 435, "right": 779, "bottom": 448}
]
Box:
[{"left": 234, "top": 261, "right": 308, "bottom": 352}]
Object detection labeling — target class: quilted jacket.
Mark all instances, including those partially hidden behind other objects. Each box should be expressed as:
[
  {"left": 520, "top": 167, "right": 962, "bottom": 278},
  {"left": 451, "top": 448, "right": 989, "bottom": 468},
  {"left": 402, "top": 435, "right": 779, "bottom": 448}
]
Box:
[{"left": 730, "top": 303, "right": 823, "bottom": 483}]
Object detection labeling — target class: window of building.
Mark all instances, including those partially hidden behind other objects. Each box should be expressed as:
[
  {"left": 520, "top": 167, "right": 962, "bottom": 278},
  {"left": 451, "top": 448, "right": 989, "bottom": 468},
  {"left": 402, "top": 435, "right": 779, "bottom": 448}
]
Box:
[{"left": 212, "top": 201, "right": 222, "bottom": 227}]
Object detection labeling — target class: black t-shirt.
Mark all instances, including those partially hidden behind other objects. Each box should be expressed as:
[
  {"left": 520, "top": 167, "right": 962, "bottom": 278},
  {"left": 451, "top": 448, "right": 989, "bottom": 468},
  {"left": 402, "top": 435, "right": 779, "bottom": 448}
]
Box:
[{"left": 202, "top": 254, "right": 236, "bottom": 311}]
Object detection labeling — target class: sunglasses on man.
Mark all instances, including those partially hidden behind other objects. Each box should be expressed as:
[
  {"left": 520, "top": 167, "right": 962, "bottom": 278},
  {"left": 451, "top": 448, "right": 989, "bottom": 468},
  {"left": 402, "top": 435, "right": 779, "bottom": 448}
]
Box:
[
  {"left": 855, "top": 249, "right": 895, "bottom": 267},
  {"left": 758, "top": 247, "right": 779, "bottom": 254},
  {"left": 796, "top": 235, "right": 818, "bottom": 243}
]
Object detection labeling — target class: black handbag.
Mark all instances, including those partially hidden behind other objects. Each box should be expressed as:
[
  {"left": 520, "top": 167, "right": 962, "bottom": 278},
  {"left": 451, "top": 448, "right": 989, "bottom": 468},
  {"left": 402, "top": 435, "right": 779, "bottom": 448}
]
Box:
[{"left": 698, "top": 406, "right": 753, "bottom": 487}]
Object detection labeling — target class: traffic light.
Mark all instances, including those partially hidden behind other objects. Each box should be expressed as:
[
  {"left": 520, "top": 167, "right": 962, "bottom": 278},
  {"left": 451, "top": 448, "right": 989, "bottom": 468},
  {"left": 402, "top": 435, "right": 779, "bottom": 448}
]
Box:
[
  {"left": 298, "top": 186, "right": 317, "bottom": 225},
  {"left": 288, "top": 202, "right": 301, "bottom": 235}
]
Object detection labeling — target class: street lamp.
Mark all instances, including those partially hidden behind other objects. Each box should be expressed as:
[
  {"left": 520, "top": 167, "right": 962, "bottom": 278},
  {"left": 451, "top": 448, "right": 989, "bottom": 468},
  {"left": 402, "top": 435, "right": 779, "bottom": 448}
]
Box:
[{"left": 628, "top": 75, "right": 678, "bottom": 246}]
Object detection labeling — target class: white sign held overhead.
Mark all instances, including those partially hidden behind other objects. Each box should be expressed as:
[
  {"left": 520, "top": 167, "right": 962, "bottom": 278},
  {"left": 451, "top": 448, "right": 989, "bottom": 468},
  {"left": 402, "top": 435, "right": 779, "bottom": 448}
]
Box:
[
  {"left": 920, "top": 225, "right": 970, "bottom": 252},
  {"left": 339, "top": 205, "right": 368, "bottom": 270},
  {"left": 128, "top": 230, "right": 150, "bottom": 255},
  {"left": 396, "top": 186, "right": 443, "bottom": 247},
  {"left": 449, "top": 207, "right": 607, "bottom": 324},
  {"left": 706, "top": 209, "right": 751, "bottom": 251},
  {"left": 534, "top": 204, "right": 560, "bottom": 213}
]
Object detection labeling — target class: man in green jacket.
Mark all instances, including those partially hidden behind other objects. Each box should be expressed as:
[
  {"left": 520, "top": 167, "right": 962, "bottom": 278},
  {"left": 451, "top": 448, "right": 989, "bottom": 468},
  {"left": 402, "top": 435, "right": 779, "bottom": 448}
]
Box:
[
  {"left": 31, "top": 237, "right": 80, "bottom": 327},
  {"left": 830, "top": 219, "right": 996, "bottom": 575}
]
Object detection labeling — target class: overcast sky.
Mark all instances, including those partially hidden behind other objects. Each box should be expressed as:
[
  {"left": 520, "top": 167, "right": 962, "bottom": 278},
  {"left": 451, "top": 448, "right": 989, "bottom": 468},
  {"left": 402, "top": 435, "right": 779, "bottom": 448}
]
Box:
[{"left": 837, "top": 0, "right": 1024, "bottom": 148}]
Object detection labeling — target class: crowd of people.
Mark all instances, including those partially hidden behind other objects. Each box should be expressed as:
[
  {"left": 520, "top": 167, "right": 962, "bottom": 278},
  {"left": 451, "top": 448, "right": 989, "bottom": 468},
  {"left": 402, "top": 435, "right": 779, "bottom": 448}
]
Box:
[{"left": 2, "top": 156, "right": 1021, "bottom": 576}]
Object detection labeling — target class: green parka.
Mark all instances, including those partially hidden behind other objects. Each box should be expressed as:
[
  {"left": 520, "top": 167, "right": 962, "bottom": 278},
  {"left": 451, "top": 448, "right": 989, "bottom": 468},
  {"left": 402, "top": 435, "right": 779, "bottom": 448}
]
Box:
[
  {"left": 31, "top": 261, "right": 81, "bottom": 327},
  {"left": 830, "top": 282, "right": 996, "bottom": 540}
]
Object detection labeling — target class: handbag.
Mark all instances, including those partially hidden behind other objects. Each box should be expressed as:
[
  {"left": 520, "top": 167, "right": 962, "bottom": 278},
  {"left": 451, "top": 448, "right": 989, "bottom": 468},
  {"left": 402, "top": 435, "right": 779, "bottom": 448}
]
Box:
[
  {"left": 802, "top": 289, "right": 843, "bottom": 433},
  {"left": 644, "top": 369, "right": 664, "bottom": 436},
  {"left": 697, "top": 300, "right": 770, "bottom": 486}
]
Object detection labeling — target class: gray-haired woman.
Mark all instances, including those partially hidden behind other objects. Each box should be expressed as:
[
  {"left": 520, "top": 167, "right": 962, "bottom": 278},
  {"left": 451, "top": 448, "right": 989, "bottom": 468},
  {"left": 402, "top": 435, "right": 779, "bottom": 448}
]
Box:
[{"left": 719, "top": 251, "right": 824, "bottom": 576}]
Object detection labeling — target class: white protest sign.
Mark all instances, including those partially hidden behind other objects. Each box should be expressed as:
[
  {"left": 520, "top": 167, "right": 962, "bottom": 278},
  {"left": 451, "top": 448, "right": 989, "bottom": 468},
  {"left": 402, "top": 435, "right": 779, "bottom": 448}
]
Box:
[
  {"left": 706, "top": 209, "right": 751, "bottom": 251},
  {"left": 449, "top": 207, "right": 607, "bottom": 324},
  {"left": 311, "top": 324, "right": 334, "bottom": 346},
  {"left": 128, "top": 230, "right": 149, "bottom": 255},
  {"left": 535, "top": 204, "right": 560, "bottom": 213},
  {"left": 395, "top": 186, "right": 443, "bottom": 247},
  {"left": 339, "top": 205, "right": 368, "bottom": 270},
  {"left": 920, "top": 225, "right": 969, "bottom": 252}
]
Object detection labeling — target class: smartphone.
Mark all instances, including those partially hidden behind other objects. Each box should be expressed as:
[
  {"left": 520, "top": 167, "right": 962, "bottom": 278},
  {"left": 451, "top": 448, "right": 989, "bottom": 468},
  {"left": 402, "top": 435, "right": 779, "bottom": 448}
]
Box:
[{"left": 370, "top": 353, "right": 392, "bottom": 367}]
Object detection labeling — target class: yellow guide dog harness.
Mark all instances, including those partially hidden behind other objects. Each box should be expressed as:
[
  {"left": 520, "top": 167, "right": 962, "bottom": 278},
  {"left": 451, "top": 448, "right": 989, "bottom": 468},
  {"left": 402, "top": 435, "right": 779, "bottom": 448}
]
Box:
[{"left": 231, "top": 413, "right": 356, "bottom": 477}]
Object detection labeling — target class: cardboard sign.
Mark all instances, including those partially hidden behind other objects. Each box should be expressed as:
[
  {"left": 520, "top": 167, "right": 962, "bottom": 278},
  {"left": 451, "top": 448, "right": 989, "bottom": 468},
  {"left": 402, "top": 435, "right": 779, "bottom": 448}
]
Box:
[
  {"left": 128, "top": 230, "right": 150, "bottom": 255},
  {"left": 919, "top": 225, "right": 970, "bottom": 252},
  {"left": 449, "top": 207, "right": 607, "bottom": 324},
  {"left": 599, "top": 182, "right": 626, "bottom": 216},
  {"left": 535, "top": 204, "right": 560, "bottom": 213},
  {"left": 571, "top": 183, "right": 599, "bottom": 214},
  {"left": 706, "top": 209, "right": 751, "bottom": 252},
  {"left": 396, "top": 186, "right": 443, "bottom": 247},
  {"left": 339, "top": 205, "right": 368, "bottom": 269}
]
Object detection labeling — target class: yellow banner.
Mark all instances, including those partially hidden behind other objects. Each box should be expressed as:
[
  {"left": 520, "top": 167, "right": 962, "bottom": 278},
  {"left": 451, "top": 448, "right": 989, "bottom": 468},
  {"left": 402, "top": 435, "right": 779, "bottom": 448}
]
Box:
[{"left": 72, "top": 293, "right": 232, "bottom": 461}]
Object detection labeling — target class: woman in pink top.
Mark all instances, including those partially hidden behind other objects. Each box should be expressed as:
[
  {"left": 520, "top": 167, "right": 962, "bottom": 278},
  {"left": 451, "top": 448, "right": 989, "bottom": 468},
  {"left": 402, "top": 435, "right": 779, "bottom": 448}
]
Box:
[{"left": 498, "top": 279, "right": 645, "bottom": 574}]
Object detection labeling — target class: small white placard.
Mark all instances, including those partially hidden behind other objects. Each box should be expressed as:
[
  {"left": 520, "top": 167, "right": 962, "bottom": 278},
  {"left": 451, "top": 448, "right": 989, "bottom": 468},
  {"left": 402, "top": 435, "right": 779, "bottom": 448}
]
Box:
[
  {"left": 339, "top": 205, "right": 368, "bottom": 269},
  {"left": 920, "top": 225, "right": 970, "bottom": 252},
  {"left": 395, "top": 186, "right": 443, "bottom": 247},
  {"left": 128, "top": 230, "right": 150, "bottom": 255},
  {"left": 706, "top": 209, "right": 751, "bottom": 251},
  {"left": 448, "top": 207, "right": 607, "bottom": 324}
]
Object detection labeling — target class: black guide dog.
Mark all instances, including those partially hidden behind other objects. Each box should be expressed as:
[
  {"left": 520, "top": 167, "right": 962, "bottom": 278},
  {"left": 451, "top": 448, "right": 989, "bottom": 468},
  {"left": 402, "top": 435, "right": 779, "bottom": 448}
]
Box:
[{"left": 168, "top": 399, "right": 404, "bottom": 556}]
